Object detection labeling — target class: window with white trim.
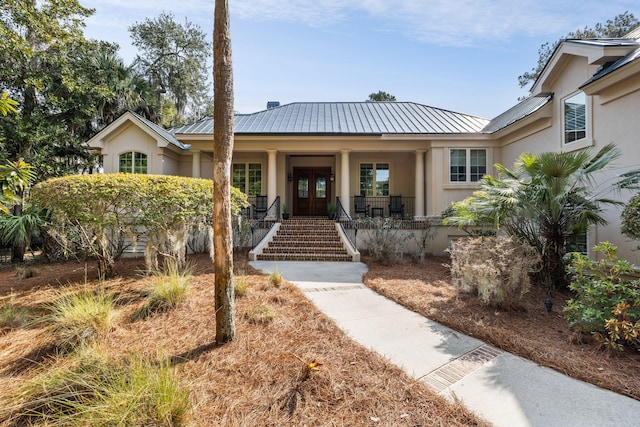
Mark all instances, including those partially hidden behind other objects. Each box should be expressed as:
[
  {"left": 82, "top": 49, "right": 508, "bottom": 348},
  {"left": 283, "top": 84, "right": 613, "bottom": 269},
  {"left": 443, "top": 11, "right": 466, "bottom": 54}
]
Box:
[
  {"left": 564, "top": 91, "right": 586, "bottom": 144},
  {"left": 119, "top": 152, "right": 147, "bottom": 174},
  {"left": 449, "top": 149, "right": 486, "bottom": 182},
  {"left": 232, "top": 163, "right": 262, "bottom": 195},
  {"left": 359, "top": 163, "right": 389, "bottom": 196}
]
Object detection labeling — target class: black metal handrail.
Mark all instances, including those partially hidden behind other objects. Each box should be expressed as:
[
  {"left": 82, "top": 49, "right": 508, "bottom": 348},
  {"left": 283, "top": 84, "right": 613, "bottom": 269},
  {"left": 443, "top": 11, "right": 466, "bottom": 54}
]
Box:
[
  {"left": 250, "top": 196, "right": 280, "bottom": 247},
  {"left": 335, "top": 196, "right": 357, "bottom": 250}
]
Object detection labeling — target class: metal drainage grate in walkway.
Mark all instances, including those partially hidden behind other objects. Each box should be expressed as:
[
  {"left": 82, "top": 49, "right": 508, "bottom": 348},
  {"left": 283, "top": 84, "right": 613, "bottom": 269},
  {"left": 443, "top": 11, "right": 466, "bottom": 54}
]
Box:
[
  {"left": 421, "top": 344, "right": 503, "bottom": 393},
  {"left": 303, "top": 284, "right": 367, "bottom": 292}
]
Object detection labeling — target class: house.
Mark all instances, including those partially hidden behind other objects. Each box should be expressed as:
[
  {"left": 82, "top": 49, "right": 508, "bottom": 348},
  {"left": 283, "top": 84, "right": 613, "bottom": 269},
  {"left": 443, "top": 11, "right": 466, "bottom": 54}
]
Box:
[{"left": 87, "top": 28, "right": 640, "bottom": 263}]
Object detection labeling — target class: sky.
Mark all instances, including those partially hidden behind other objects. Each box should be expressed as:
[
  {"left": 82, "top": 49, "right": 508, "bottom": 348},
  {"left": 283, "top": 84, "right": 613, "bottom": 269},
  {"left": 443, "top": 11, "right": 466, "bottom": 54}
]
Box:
[{"left": 82, "top": 0, "right": 640, "bottom": 119}]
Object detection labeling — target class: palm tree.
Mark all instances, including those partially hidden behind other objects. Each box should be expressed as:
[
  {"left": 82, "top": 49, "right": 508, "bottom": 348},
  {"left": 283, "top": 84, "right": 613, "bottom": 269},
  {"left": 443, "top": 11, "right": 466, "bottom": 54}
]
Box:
[
  {"left": 90, "top": 47, "right": 158, "bottom": 126},
  {"left": 446, "top": 143, "right": 624, "bottom": 289},
  {"left": 0, "top": 159, "right": 38, "bottom": 262}
]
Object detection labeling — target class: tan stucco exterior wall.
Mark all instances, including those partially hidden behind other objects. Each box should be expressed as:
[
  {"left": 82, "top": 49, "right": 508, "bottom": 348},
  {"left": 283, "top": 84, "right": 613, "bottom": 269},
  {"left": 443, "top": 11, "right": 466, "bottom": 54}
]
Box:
[{"left": 100, "top": 123, "right": 160, "bottom": 174}]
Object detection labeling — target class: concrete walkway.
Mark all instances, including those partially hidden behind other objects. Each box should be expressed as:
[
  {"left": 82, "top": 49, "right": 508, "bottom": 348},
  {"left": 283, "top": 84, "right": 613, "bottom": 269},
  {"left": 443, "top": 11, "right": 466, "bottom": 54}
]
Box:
[{"left": 250, "top": 260, "right": 640, "bottom": 427}]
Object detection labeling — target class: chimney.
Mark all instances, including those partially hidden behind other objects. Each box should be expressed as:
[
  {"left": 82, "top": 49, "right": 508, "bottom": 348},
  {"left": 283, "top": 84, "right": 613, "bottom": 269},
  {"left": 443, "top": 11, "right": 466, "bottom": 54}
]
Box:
[{"left": 267, "top": 101, "right": 280, "bottom": 109}]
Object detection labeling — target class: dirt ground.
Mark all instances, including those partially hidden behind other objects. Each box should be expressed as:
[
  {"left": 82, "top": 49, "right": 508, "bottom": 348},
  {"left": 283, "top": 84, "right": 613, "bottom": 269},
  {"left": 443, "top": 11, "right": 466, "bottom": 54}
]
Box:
[{"left": 363, "top": 254, "right": 640, "bottom": 401}]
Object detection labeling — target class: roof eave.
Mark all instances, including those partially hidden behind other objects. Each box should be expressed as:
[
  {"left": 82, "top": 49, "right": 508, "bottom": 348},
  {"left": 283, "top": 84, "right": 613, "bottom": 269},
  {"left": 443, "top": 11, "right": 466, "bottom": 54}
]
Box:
[
  {"left": 531, "top": 40, "right": 638, "bottom": 94},
  {"left": 581, "top": 54, "right": 640, "bottom": 94}
]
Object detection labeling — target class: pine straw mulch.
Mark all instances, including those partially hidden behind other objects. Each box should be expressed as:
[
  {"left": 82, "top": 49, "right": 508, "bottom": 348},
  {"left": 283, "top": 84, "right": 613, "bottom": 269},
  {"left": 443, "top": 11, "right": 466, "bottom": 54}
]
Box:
[
  {"left": 363, "top": 254, "right": 640, "bottom": 402},
  {"left": 0, "top": 253, "right": 488, "bottom": 427}
]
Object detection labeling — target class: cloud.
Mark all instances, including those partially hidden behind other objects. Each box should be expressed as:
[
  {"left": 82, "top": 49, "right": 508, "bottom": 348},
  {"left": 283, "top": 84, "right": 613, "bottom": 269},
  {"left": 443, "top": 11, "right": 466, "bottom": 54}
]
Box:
[{"left": 230, "top": 0, "right": 638, "bottom": 46}]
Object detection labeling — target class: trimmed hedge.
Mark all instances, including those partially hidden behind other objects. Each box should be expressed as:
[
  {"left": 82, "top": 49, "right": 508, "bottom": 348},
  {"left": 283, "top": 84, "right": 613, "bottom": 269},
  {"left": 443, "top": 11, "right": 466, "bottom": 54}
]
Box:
[{"left": 31, "top": 174, "right": 248, "bottom": 274}]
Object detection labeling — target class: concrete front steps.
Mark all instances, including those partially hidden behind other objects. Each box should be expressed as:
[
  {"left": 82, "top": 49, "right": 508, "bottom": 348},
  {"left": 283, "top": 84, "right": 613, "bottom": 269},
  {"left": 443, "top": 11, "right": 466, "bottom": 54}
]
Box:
[{"left": 253, "top": 217, "right": 356, "bottom": 261}]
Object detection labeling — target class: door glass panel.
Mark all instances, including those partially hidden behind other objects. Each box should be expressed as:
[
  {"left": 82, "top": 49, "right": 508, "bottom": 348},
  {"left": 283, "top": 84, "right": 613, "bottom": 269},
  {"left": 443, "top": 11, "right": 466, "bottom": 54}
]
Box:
[
  {"left": 375, "top": 164, "right": 389, "bottom": 196},
  {"left": 316, "top": 176, "right": 326, "bottom": 198},
  {"left": 297, "top": 176, "right": 309, "bottom": 198}
]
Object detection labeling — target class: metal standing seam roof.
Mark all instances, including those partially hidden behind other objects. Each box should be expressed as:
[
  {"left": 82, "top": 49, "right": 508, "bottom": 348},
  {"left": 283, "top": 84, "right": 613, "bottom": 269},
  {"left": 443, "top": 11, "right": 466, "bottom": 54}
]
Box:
[
  {"left": 170, "top": 102, "right": 490, "bottom": 135},
  {"left": 582, "top": 46, "right": 640, "bottom": 87},
  {"left": 482, "top": 94, "right": 553, "bottom": 134}
]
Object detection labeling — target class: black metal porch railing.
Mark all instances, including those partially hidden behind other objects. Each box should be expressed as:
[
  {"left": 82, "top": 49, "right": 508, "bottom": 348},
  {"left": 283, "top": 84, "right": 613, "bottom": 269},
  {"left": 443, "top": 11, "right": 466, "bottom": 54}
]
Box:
[
  {"left": 349, "top": 196, "right": 415, "bottom": 219},
  {"left": 335, "top": 196, "right": 357, "bottom": 250},
  {"left": 250, "top": 196, "right": 280, "bottom": 247}
]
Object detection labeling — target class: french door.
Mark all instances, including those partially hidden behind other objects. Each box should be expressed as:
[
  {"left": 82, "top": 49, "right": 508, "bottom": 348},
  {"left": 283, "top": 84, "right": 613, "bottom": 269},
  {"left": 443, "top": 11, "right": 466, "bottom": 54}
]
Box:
[{"left": 293, "top": 167, "right": 331, "bottom": 216}]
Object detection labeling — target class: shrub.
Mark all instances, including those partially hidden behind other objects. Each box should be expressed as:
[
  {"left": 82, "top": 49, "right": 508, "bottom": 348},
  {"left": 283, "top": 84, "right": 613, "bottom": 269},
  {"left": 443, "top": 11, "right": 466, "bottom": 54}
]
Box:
[
  {"left": 5, "top": 347, "right": 190, "bottom": 426},
  {"left": 597, "top": 302, "right": 640, "bottom": 352},
  {"left": 31, "top": 174, "right": 248, "bottom": 275},
  {"left": 410, "top": 220, "right": 438, "bottom": 263},
  {"left": 360, "top": 217, "right": 410, "bottom": 263},
  {"left": 564, "top": 242, "right": 640, "bottom": 351},
  {"left": 43, "top": 288, "right": 117, "bottom": 350},
  {"left": 449, "top": 236, "right": 541, "bottom": 310},
  {"left": 621, "top": 192, "right": 640, "bottom": 243}
]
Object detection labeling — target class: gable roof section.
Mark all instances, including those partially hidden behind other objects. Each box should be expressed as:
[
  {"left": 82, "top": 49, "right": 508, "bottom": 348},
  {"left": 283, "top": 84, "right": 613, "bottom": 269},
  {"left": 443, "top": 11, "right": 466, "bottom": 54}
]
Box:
[
  {"left": 581, "top": 28, "right": 640, "bottom": 87},
  {"left": 482, "top": 93, "right": 553, "bottom": 133},
  {"left": 171, "top": 102, "right": 490, "bottom": 135},
  {"left": 88, "top": 110, "right": 190, "bottom": 151},
  {"left": 530, "top": 37, "right": 640, "bottom": 94},
  {"left": 129, "top": 111, "right": 190, "bottom": 150}
]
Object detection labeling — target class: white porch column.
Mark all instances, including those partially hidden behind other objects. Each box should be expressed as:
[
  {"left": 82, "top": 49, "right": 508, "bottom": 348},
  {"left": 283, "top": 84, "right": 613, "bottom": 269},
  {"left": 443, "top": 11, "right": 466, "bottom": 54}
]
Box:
[
  {"left": 191, "top": 150, "right": 201, "bottom": 178},
  {"left": 340, "top": 149, "right": 351, "bottom": 215},
  {"left": 266, "top": 149, "right": 277, "bottom": 206},
  {"left": 415, "top": 150, "right": 426, "bottom": 218}
]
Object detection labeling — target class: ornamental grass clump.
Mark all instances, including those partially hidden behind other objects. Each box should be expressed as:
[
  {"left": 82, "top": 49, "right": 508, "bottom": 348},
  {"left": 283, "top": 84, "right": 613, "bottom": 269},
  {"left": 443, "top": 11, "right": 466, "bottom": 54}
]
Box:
[
  {"left": 449, "top": 236, "right": 541, "bottom": 310},
  {"left": 3, "top": 346, "right": 190, "bottom": 426},
  {"left": 234, "top": 273, "right": 248, "bottom": 298},
  {"left": 245, "top": 304, "right": 276, "bottom": 324},
  {"left": 138, "top": 258, "right": 192, "bottom": 318},
  {"left": 43, "top": 287, "right": 117, "bottom": 350},
  {"left": 0, "top": 296, "right": 31, "bottom": 333},
  {"left": 269, "top": 269, "right": 283, "bottom": 287}
]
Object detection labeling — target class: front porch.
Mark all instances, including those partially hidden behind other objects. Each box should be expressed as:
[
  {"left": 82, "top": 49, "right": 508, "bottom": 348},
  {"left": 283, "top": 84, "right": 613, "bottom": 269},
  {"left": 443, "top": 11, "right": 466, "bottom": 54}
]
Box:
[{"left": 242, "top": 195, "right": 416, "bottom": 220}]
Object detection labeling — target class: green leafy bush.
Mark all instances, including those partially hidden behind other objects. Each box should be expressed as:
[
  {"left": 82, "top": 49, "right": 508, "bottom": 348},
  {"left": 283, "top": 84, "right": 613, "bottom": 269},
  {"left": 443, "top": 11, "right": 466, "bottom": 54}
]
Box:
[
  {"left": 621, "top": 192, "right": 640, "bottom": 243},
  {"left": 31, "top": 174, "right": 248, "bottom": 275},
  {"left": 449, "top": 236, "right": 541, "bottom": 310},
  {"left": 564, "top": 242, "right": 640, "bottom": 351}
]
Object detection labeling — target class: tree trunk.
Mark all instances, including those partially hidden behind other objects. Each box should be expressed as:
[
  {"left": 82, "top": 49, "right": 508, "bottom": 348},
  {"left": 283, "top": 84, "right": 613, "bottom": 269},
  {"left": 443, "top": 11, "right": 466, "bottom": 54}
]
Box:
[
  {"left": 213, "top": 0, "right": 236, "bottom": 343},
  {"left": 11, "top": 202, "right": 25, "bottom": 263},
  {"left": 546, "top": 230, "right": 568, "bottom": 290}
]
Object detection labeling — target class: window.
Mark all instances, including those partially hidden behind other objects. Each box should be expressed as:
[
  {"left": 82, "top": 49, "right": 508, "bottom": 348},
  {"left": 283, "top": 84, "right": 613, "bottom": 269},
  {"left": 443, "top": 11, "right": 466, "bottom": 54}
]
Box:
[
  {"left": 359, "top": 163, "right": 389, "bottom": 196},
  {"left": 564, "top": 91, "right": 586, "bottom": 144},
  {"left": 119, "top": 152, "right": 147, "bottom": 174},
  {"left": 450, "top": 149, "right": 486, "bottom": 182},
  {"left": 232, "top": 163, "right": 262, "bottom": 195}
]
